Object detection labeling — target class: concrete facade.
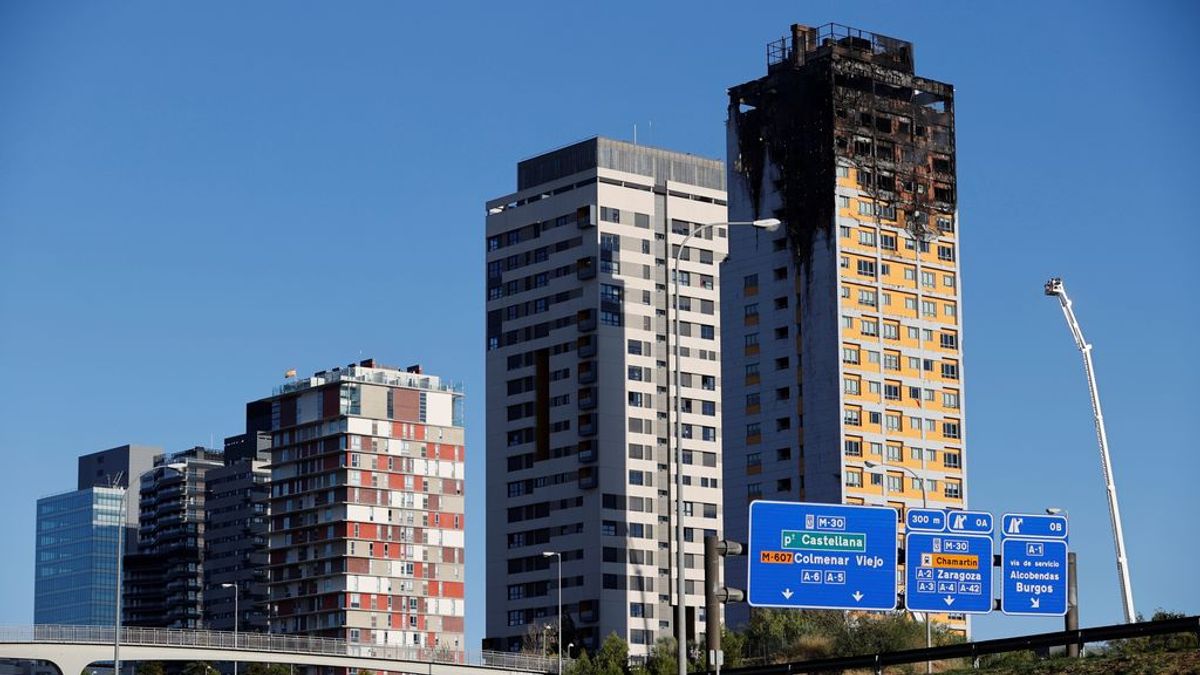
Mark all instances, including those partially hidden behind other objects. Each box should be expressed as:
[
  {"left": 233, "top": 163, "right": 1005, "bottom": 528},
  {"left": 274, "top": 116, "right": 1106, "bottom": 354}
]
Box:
[
  {"left": 251, "top": 360, "right": 466, "bottom": 653},
  {"left": 722, "top": 24, "right": 968, "bottom": 633},
  {"left": 203, "top": 435, "right": 271, "bottom": 634},
  {"left": 484, "top": 137, "right": 728, "bottom": 657}
]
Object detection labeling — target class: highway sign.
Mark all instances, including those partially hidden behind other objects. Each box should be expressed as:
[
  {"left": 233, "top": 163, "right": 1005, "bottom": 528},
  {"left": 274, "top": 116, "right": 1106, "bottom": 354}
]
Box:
[
  {"left": 1001, "top": 513, "right": 1068, "bottom": 540},
  {"left": 945, "top": 510, "right": 993, "bottom": 535},
  {"left": 905, "top": 532, "right": 993, "bottom": 614},
  {"left": 747, "top": 500, "right": 898, "bottom": 611},
  {"left": 1001, "top": 538, "right": 1069, "bottom": 616},
  {"left": 906, "top": 508, "right": 947, "bottom": 533}
]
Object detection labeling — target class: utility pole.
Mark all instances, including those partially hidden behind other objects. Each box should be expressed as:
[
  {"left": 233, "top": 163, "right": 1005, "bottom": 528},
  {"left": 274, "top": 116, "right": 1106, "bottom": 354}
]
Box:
[
  {"left": 1066, "top": 552, "right": 1080, "bottom": 657},
  {"left": 703, "top": 537, "right": 744, "bottom": 675},
  {"left": 1044, "top": 278, "right": 1136, "bottom": 623}
]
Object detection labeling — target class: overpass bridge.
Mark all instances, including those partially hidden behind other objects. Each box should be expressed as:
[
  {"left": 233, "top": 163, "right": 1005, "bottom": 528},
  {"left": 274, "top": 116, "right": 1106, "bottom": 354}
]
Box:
[{"left": 0, "top": 626, "right": 555, "bottom": 675}]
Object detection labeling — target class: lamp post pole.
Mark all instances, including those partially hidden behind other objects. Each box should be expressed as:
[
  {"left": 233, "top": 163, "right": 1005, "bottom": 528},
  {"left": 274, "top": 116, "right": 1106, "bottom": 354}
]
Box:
[
  {"left": 221, "top": 583, "right": 239, "bottom": 675},
  {"left": 542, "top": 551, "right": 562, "bottom": 674},
  {"left": 866, "top": 460, "right": 931, "bottom": 673},
  {"left": 672, "top": 218, "right": 779, "bottom": 675},
  {"left": 114, "top": 489, "right": 124, "bottom": 675}
]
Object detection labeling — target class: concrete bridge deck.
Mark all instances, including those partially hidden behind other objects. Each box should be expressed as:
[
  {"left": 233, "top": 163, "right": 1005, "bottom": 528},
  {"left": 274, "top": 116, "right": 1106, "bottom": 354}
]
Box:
[{"left": 0, "top": 626, "right": 553, "bottom": 675}]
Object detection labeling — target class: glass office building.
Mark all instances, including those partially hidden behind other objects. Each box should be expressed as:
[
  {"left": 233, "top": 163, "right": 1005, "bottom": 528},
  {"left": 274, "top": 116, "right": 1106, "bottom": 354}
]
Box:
[{"left": 34, "top": 487, "right": 125, "bottom": 625}]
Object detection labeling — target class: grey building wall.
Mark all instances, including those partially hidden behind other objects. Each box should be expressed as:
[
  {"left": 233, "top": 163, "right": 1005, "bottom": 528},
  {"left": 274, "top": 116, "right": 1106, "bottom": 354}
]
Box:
[
  {"left": 203, "top": 452, "right": 270, "bottom": 633},
  {"left": 487, "top": 137, "right": 728, "bottom": 657}
]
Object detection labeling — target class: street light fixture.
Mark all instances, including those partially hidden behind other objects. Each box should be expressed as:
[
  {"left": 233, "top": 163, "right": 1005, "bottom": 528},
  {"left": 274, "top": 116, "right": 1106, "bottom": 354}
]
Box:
[
  {"left": 863, "top": 460, "right": 932, "bottom": 674},
  {"left": 221, "top": 583, "right": 239, "bottom": 675},
  {"left": 542, "top": 551, "right": 562, "bottom": 674},
  {"left": 672, "top": 217, "right": 779, "bottom": 675}
]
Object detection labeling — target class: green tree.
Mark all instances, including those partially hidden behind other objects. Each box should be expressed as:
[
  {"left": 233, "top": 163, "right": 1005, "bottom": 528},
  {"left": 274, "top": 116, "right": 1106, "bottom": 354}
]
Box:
[
  {"left": 742, "top": 608, "right": 841, "bottom": 663},
  {"left": 836, "top": 613, "right": 928, "bottom": 656},
  {"left": 720, "top": 627, "right": 746, "bottom": 669},
  {"left": 564, "top": 649, "right": 594, "bottom": 675},
  {"left": 181, "top": 662, "right": 216, "bottom": 675},
  {"left": 633, "top": 636, "right": 676, "bottom": 675},
  {"left": 593, "top": 632, "right": 629, "bottom": 675},
  {"left": 1102, "top": 609, "right": 1199, "bottom": 656},
  {"left": 136, "top": 663, "right": 165, "bottom": 675}
]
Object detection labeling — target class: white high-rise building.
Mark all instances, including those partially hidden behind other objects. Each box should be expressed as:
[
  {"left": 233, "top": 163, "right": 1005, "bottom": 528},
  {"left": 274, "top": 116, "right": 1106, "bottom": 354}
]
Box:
[{"left": 485, "top": 137, "right": 728, "bottom": 657}]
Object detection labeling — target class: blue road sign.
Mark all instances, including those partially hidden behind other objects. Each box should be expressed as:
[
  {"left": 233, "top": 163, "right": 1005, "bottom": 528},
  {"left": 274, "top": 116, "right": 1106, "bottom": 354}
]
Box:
[
  {"left": 905, "top": 532, "right": 993, "bottom": 614},
  {"left": 1001, "top": 538, "right": 1069, "bottom": 616},
  {"left": 945, "top": 510, "right": 993, "bottom": 534},
  {"left": 747, "top": 500, "right": 898, "bottom": 611},
  {"left": 906, "top": 508, "right": 947, "bottom": 533},
  {"left": 1001, "top": 513, "right": 1068, "bottom": 540}
]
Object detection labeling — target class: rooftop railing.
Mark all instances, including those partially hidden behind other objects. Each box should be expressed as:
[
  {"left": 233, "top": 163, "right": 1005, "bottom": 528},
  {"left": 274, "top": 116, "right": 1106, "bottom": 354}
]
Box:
[
  {"left": 274, "top": 366, "right": 464, "bottom": 397},
  {"left": 0, "top": 625, "right": 556, "bottom": 673}
]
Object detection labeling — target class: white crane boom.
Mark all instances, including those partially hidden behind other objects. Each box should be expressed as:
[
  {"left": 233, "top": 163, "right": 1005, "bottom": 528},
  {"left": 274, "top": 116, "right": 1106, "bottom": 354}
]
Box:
[{"left": 1044, "top": 277, "right": 1136, "bottom": 623}]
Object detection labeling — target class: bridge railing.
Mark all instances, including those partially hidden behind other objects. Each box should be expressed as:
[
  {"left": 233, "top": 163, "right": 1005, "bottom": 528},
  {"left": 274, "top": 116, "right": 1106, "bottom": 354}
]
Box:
[{"left": 0, "top": 626, "right": 558, "bottom": 673}]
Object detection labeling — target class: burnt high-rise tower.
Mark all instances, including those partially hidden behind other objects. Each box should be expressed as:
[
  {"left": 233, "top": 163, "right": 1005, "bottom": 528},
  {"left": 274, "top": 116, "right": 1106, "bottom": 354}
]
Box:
[{"left": 723, "top": 24, "right": 967, "bottom": 633}]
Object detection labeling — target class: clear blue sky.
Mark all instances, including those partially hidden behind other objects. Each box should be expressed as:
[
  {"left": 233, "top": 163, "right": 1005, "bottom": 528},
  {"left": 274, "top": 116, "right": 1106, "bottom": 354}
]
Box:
[{"left": 2, "top": 0, "right": 1197, "bottom": 647}]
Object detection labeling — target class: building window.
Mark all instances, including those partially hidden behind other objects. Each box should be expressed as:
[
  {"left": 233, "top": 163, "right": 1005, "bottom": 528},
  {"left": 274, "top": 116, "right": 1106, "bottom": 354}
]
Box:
[
  {"left": 845, "top": 471, "right": 862, "bottom": 487},
  {"left": 945, "top": 481, "right": 962, "bottom": 499},
  {"left": 844, "top": 439, "right": 862, "bottom": 457},
  {"left": 842, "top": 347, "right": 860, "bottom": 364},
  {"left": 856, "top": 260, "right": 876, "bottom": 278},
  {"left": 943, "top": 452, "right": 961, "bottom": 469},
  {"left": 844, "top": 378, "right": 860, "bottom": 395},
  {"left": 844, "top": 408, "right": 861, "bottom": 426}
]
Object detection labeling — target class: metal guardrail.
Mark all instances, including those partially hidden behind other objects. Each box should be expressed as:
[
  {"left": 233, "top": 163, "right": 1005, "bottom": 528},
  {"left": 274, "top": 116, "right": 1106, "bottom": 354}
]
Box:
[
  {"left": 0, "top": 626, "right": 556, "bottom": 673},
  {"left": 716, "top": 614, "right": 1200, "bottom": 675}
]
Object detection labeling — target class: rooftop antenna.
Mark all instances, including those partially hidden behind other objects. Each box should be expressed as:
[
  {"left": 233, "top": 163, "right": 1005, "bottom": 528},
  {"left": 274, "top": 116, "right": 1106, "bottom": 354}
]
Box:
[{"left": 633, "top": 123, "right": 637, "bottom": 145}]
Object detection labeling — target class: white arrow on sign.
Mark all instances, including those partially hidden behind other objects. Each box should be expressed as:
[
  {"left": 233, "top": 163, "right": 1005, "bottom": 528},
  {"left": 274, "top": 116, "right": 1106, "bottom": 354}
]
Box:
[
  {"left": 1031, "top": 597, "right": 1040, "bottom": 609},
  {"left": 852, "top": 591, "right": 864, "bottom": 602},
  {"left": 943, "top": 596, "right": 955, "bottom": 606},
  {"left": 782, "top": 588, "right": 793, "bottom": 600}
]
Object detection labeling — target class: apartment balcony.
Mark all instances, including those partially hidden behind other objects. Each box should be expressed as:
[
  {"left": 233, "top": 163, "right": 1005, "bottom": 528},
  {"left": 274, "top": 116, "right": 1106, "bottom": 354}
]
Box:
[
  {"left": 576, "top": 257, "right": 596, "bottom": 280},
  {"left": 577, "top": 362, "right": 596, "bottom": 384},
  {"left": 577, "top": 387, "right": 597, "bottom": 411},
  {"left": 577, "top": 309, "right": 596, "bottom": 332},
  {"left": 577, "top": 440, "right": 596, "bottom": 464},
  {"left": 577, "top": 414, "right": 597, "bottom": 437},
  {"left": 577, "top": 335, "right": 597, "bottom": 358},
  {"left": 577, "top": 467, "right": 597, "bottom": 490}
]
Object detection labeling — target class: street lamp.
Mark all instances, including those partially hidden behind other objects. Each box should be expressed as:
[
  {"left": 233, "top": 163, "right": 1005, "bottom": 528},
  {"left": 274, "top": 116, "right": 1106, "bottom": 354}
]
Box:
[
  {"left": 864, "top": 460, "right": 932, "bottom": 673},
  {"left": 221, "top": 582, "right": 239, "bottom": 675},
  {"left": 672, "top": 217, "right": 780, "bottom": 675},
  {"left": 542, "top": 551, "right": 562, "bottom": 674},
  {"left": 111, "top": 474, "right": 135, "bottom": 675}
]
